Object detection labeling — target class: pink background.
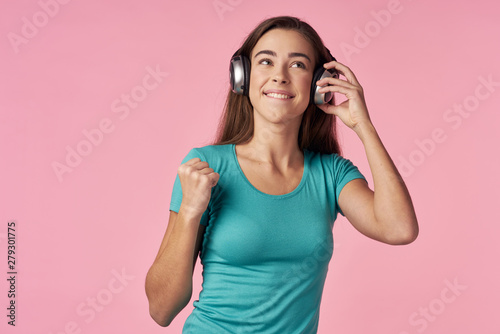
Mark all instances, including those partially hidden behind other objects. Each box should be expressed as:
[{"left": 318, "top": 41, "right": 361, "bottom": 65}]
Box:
[{"left": 1, "top": 0, "right": 499, "bottom": 333}]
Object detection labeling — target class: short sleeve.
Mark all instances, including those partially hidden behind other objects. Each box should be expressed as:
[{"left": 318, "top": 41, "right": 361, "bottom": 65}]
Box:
[
  {"left": 169, "top": 148, "right": 210, "bottom": 226},
  {"left": 332, "top": 154, "right": 367, "bottom": 217}
]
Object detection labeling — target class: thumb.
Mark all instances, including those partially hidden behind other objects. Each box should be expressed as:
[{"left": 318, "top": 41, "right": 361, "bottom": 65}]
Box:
[
  {"left": 210, "top": 172, "right": 220, "bottom": 187},
  {"left": 318, "top": 103, "right": 340, "bottom": 117}
]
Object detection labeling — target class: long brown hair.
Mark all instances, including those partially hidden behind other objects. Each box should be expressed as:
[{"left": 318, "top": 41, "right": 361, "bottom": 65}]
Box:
[{"left": 211, "top": 16, "right": 341, "bottom": 155}]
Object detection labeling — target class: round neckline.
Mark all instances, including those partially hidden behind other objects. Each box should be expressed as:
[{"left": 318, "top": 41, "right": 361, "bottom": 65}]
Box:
[{"left": 231, "top": 143, "right": 308, "bottom": 199}]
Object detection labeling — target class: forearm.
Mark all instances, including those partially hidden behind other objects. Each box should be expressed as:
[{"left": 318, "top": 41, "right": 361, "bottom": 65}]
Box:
[
  {"left": 145, "top": 208, "right": 201, "bottom": 326},
  {"left": 355, "top": 121, "right": 419, "bottom": 243}
]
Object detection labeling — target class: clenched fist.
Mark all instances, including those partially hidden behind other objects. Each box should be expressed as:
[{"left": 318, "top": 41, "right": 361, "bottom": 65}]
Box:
[{"left": 177, "top": 157, "right": 220, "bottom": 218}]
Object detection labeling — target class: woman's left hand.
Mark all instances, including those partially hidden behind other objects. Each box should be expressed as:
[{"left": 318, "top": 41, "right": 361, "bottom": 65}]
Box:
[{"left": 316, "top": 60, "right": 372, "bottom": 132}]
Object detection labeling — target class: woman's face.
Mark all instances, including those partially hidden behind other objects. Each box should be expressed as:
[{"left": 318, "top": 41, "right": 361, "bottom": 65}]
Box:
[{"left": 249, "top": 28, "right": 316, "bottom": 125}]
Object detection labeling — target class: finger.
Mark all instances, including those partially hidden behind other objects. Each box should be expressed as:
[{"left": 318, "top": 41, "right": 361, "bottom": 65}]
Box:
[
  {"left": 184, "top": 157, "right": 202, "bottom": 166},
  {"left": 317, "top": 102, "right": 342, "bottom": 117},
  {"left": 208, "top": 172, "right": 220, "bottom": 187},
  {"left": 316, "top": 77, "right": 357, "bottom": 89},
  {"left": 198, "top": 167, "right": 215, "bottom": 175},
  {"left": 180, "top": 159, "right": 210, "bottom": 174},
  {"left": 317, "top": 102, "right": 332, "bottom": 114},
  {"left": 317, "top": 84, "right": 355, "bottom": 98},
  {"left": 322, "top": 61, "right": 361, "bottom": 86},
  {"left": 192, "top": 160, "right": 210, "bottom": 169}
]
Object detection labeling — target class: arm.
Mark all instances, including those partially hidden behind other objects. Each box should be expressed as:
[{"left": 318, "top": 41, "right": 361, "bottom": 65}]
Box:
[
  {"left": 317, "top": 61, "right": 418, "bottom": 245},
  {"left": 145, "top": 209, "right": 205, "bottom": 326},
  {"left": 338, "top": 124, "right": 418, "bottom": 245},
  {"left": 145, "top": 158, "right": 219, "bottom": 326}
]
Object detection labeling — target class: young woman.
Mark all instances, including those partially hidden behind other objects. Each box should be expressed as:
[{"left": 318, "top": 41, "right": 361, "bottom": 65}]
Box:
[{"left": 145, "top": 16, "right": 418, "bottom": 333}]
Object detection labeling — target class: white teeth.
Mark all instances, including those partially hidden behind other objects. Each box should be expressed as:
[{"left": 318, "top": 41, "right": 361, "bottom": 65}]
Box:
[{"left": 266, "top": 93, "right": 292, "bottom": 99}]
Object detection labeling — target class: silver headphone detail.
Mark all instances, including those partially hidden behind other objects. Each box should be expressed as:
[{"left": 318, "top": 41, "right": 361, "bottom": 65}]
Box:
[
  {"left": 229, "top": 54, "right": 250, "bottom": 96},
  {"left": 312, "top": 68, "right": 338, "bottom": 105}
]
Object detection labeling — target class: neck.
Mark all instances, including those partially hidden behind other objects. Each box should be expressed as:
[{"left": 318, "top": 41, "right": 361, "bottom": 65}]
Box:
[{"left": 239, "top": 110, "right": 304, "bottom": 170}]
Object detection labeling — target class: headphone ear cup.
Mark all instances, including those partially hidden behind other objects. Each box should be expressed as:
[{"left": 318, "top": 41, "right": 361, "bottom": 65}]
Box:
[
  {"left": 242, "top": 55, "right": 250, "bottom": 96},
  {"left": 311, "top": 67, "right": 338, "bottom": 105},
  {"left": 229, "top": 55, "right": 250, "bottom": 96}
]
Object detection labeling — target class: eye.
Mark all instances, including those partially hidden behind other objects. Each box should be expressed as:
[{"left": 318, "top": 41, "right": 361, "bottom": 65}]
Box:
[
  {"left": 291, "top": 61, "right": 306, "bottom": 69},
  {"left": 258, "top": 58, "right": 272, "bottom": 65}
]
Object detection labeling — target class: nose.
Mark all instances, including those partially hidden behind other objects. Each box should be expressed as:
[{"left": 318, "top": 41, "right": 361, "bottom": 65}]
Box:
[{"left": 272, "top": 64, "right": 289, "bottom": 84}]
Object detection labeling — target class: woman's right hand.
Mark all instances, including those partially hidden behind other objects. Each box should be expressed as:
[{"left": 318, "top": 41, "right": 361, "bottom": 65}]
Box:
[{"left": 177, "top": 157, "right": 219, "bottom": 218}]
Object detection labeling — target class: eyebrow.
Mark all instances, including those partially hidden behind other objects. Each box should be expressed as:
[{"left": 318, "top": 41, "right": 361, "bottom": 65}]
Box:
[{"left": 254, "top": 50, "right": 311, "bottom": 62}]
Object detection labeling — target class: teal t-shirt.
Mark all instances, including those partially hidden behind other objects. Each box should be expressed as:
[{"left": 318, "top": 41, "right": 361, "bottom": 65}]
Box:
[{"left": 169, "top": 143, "right": 366, "bottom": 334}]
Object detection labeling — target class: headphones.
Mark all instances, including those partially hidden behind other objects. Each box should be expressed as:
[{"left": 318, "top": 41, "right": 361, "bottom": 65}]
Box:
[{"left": 229, "top": 48, "right": 338, "bottom": 105}]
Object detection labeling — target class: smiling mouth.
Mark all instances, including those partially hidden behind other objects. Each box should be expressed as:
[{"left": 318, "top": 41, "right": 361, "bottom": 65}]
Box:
[{"left": 264, "top": 92, "right": 294, "bottom": 99}]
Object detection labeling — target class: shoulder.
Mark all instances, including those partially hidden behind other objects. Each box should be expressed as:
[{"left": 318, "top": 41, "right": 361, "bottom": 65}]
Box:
[
  {"left": 307, "top": 149, "right": 365, "bottom": 184},
  {"left": 306, "top": 149, "right": 354, "bottom": 169},
  {"left": 180, "top": 144, "right": 233, "bottom": 165},
  {"left": 191, "top": 144, "right": 232, "bottom": 159}
]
